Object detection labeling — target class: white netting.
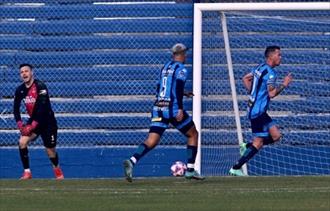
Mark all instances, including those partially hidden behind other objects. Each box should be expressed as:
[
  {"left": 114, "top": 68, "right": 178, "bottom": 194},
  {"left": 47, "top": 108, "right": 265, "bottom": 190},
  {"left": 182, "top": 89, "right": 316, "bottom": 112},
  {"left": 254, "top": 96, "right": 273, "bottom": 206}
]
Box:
[{"left": 199, "top": 8, "right": 330, "bottom": 175}]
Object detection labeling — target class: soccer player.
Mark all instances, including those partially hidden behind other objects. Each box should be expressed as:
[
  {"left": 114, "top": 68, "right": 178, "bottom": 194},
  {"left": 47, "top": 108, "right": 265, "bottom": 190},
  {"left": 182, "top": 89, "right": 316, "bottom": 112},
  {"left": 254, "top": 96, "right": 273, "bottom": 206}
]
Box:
[
  {"left": 229, "top": 46, "right": 293, "bottom": 176},
  {"left": 123, "top": 43, "right": 204, "bottom": 182},
  {"left": 14, "top": 64, "right": 64, "bottom": 180}
]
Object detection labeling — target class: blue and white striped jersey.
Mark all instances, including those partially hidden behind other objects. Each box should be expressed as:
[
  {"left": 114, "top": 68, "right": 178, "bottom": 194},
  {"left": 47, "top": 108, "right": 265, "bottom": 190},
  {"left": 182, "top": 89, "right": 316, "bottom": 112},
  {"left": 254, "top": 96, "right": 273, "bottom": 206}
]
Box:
[
  {"left": 248, "top": 63, "right": 277, "bottom": 119},
  {"left": 155, "top": 60, "right": 188, "bottom": 114}
]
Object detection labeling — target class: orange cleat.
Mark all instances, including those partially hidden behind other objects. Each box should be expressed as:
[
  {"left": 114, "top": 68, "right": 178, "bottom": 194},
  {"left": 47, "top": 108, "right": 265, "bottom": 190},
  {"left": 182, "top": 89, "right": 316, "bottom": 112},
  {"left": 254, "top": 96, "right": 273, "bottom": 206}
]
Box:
[
  {"left": 20, "top": 171, "right": 32, "bottom": 180},
  {"left": 53, "top": 167, "right": 64, "bottom": 180}
]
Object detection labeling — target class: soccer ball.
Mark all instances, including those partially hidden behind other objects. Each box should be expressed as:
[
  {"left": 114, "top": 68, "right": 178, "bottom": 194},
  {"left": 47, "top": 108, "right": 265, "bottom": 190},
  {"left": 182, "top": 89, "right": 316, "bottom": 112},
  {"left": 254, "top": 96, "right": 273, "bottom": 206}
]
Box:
[{"left": 170, "top": 161, "right": 187, "bottom": 177}]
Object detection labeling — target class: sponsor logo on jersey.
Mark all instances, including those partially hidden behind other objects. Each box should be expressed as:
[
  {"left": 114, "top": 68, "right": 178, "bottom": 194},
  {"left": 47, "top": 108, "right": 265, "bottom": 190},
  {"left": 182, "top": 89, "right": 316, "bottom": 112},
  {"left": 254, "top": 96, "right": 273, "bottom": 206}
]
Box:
[
  {"left": 24, "top": 96, "right": 36, "bottom": 104},
  {"left": 178, "top": 70, "right": 186, "bottom": 79},
  {"left": 152, "top": 117, "right": 162, "bottom": 122},
  {"left": 39, "top": 89, "right": 47, "bottom": 95},
  {"left": 162, "top": 68, "right": 174, "bottom": 75}
]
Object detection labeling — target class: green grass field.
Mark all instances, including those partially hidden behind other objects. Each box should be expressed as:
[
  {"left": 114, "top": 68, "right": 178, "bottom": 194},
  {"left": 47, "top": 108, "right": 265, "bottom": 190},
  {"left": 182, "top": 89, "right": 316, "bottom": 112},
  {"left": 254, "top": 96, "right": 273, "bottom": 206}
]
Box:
[{"left": 1, "top": 176, "right": 329, "bottom": 211}]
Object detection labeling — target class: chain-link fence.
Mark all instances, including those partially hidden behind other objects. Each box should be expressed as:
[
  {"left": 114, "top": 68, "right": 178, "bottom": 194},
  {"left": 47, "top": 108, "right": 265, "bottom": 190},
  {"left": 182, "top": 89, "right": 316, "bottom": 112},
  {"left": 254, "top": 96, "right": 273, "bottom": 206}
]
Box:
[
  {"left": 0, "top": 0, "right": 329, "bottom": 176},
  {"left": 199, "top": 5, "right": 329, "bottom": 175},
  {"left": 1, "top": 1, "right": 195, "bottom": 147}
]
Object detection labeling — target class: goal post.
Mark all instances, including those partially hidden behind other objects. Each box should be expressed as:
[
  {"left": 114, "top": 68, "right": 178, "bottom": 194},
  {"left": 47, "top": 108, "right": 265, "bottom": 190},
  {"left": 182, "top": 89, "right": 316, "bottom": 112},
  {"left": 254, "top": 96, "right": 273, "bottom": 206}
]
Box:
[{"left": 193, "top": 2, "right": 330, "bottom": 175}]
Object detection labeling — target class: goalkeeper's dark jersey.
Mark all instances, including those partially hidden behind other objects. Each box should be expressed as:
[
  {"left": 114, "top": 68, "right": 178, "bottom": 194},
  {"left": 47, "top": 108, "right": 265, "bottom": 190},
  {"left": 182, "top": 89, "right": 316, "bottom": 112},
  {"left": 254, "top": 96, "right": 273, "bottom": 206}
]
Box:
[{"left": 13, "top": 79, "right": 56, "bottom": 126}]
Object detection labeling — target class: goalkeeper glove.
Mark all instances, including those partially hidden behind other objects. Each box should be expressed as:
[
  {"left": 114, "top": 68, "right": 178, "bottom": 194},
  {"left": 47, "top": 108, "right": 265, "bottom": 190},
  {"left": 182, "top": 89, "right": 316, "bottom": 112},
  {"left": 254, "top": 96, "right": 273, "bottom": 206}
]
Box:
[
  {"left": 21, "top": 121, "right": 38, "bottom": 136},
  {"left": 17, "top": 120, "right": 25, "bottom": 135},
  {"left": 16, "top": 121, "right": 24, "bottom": 130}
]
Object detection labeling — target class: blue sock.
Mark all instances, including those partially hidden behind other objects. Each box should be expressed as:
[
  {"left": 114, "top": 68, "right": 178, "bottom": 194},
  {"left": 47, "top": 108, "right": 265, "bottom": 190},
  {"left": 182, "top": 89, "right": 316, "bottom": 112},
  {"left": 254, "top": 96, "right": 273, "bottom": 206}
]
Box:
[
  {"left": 187, "top": 145, "right": 197, "bottom": 172},
  {"left": 130, "top": 143, "right": 152, "bottom": 165},
  {"left": 233, "top": 145, "right": 258, "bottom": 169}
]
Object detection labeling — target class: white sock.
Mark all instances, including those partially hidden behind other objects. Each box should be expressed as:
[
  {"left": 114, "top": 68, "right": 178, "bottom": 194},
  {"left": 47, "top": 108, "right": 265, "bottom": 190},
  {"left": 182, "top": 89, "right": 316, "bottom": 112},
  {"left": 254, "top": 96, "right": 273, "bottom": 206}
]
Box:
[{"left": 130, "top": 156, "right": 137, "bottom": 164}]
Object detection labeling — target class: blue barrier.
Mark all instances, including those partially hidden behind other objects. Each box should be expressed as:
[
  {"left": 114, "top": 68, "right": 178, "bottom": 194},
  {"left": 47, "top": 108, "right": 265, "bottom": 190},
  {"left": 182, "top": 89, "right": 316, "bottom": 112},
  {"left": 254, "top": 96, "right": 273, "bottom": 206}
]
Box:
[{"left": 1, "top": 145, "right": 329, "bottom": 178}]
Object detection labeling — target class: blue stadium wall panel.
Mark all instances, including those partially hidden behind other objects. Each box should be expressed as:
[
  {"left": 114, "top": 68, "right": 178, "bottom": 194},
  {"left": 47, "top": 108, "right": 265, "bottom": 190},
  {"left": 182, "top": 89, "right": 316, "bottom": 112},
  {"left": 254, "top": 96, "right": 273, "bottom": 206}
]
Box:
[
  {"left": 0, "top": 147, "right": 189, "bottom": 179},
  {"left": 1, "top": 146, "right": 329, "bottom": 178}
]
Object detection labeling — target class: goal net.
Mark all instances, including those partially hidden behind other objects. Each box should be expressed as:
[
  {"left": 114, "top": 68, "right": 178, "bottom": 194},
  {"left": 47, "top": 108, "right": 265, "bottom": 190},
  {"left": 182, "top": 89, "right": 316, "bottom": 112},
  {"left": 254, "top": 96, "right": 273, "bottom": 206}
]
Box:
[{"left": 193, "top": 2, "right": 330, "bottom": 176}]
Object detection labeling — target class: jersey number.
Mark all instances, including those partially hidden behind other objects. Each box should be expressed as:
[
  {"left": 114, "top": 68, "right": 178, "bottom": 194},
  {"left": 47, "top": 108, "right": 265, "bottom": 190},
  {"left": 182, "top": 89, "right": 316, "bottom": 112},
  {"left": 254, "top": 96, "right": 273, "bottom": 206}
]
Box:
[{"left": 160, "top": 77, "right": 167, "bottom": 97}]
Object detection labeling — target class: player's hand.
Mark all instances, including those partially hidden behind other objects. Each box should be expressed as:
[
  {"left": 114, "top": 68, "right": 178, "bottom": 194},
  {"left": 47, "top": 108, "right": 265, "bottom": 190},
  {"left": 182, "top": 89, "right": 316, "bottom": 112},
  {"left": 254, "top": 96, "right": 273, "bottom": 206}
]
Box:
[
  {"left": 16, "top": 121, "right": 24, "bottom": 130},
  {"left": 17, "top": 121, "right": 26, "bottom": 135},
  {"left": 245, "top": 74, "right": 253, "bottom": 81},
  {"left": 21, "top": 125, "right": 33, "bottom": 136},
  {"left": 176, "top": 109, "right": 184, "bottom": 122},
  {"left": 283, "top": 73, "right": 293, "bottom": 87},
  {"left": 20, "top": 121, "right": 38, "bottom": 136},
  {"left": 184, "top": 92, "right": 194, "bottom": 98}
]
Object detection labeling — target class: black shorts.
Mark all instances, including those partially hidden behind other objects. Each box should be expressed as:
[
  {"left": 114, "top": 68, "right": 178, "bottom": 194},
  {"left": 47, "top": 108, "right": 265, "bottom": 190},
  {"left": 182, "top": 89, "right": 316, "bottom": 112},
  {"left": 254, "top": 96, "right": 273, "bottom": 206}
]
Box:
[
  {"left": 28, "top": 119, "right": 58, "bottom": 148},
  {"left": 250, "top": 113, "right": 275, "bottom": 137},
  {"left": 149, "top": 111, "right": 195, "bottom": 136}
]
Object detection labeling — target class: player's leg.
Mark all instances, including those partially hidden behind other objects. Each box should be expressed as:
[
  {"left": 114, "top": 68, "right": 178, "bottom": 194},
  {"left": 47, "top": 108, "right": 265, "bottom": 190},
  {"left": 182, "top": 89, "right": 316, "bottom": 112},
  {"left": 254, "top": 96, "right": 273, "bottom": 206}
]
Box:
[
  {"left": 127, "top": 114, "right": 167, "bottom": 166},
  {"left": 41, "top": 124, "right": 64, "bottom": 179},
  {"left": 264, "top": 124, "right": 282, "bottom": 145},
  {"left": 123, "top": 108, "right": 168, "bottom": 182},
  {"left": 18, "top": 133, "right": 37, "bottom": 180},
  {"left": 172, "top": 111, "right": 204, "bottom": 180},
  {"left": 45, "top": 147, "right": 64, "bottom": 180},
  {"left": 123, "top": 129, "right": 163, "bottom": 182},
  {"left": 229, "top": 113, "right": 272, "bottom": 176},
  {"left": 129, "top": 130, "right": 163, "bottom": 166},
  {"left": 185, "top": 126, "right": 198, "bottom": 172}
]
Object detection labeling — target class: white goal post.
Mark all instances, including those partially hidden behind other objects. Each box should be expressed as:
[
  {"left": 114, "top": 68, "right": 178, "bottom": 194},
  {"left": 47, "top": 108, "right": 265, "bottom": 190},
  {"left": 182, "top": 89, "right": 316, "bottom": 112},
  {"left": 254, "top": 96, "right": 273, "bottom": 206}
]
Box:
[{"left": 193, "top": 2, "right": 330, "bottom": 174}]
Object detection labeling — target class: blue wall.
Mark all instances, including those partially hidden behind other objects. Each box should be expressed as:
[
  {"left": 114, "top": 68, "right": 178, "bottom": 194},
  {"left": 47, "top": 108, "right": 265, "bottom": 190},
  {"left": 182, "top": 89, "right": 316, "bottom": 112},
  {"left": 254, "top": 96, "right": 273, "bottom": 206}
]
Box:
[
  {"left": 1, "top": 146, "right": 329, "bottom": 179},
  {"left": 0, "top": 147, "right": 188, "bottom": 179}
]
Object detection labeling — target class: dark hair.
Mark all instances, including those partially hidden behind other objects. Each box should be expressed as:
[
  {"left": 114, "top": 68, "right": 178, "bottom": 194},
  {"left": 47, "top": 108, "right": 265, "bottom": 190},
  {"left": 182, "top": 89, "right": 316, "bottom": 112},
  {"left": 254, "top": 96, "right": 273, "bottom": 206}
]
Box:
[
  {"left": 19, "top": 63, "right": 33, "bottom": 70},
  {"left": 264, "top": 46, "right": 280, "bottom": 58}
]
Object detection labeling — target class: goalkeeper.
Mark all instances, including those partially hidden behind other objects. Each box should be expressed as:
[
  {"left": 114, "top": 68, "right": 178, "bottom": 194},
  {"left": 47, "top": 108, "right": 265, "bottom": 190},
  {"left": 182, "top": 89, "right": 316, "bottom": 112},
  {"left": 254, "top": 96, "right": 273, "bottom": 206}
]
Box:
[
  {"left": 123, "top": 43, "right": 204, "bottom": 182},
  {"left": 13, "top": 64, "right": 64, "bottom": 180},
  {"left": 229, "top": 46, "right": 293, "bottom": 176}
]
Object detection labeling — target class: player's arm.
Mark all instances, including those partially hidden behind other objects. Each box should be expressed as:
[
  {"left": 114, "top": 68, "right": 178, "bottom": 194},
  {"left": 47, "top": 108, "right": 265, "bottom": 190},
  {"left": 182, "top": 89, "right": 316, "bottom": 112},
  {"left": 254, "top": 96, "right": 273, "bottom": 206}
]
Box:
[
  {"left": 176, "top": 82, "right": 184, "bottom": 122},
  {"left": 155, "top": 64, "right": 165, "bottom": 96},
  {"left": 156, "top": 82, "right": 160, "bottom": 95},
  {"left": 176, "top": 79, "right": 185, "bottom": 110},
  {"left": 175, "top": 67, "right": 188, "bottom": 110},
  {"left": 175, "top": 67, "right": 188, "bottom": 121},
  {"left": 242, "top": 72, "right": 253, "bottom": 93},
  {"left": 268, "top": 73, "right": 293, "bottom": 98},
  {"left": 30, "top": 82, "right": 49, "bottom": 127},
  {"left": 13, "top": 87, "right": 24, "bottom": 130}
]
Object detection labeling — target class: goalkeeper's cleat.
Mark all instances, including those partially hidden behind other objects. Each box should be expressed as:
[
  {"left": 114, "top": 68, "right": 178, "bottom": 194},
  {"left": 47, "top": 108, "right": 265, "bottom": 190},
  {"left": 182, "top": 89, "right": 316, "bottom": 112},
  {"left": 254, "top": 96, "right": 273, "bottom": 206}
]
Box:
[
  {"left": 184, "top": 170, "right": 205, "bottom": 180},
  {"left": 229, "top": 168, "right": 246, "bottom": 176},
  {"left": 20, "top": 171, "right": 32, "bottom": 180},
  {"left": 53, "top": 167, "right": 64, "bottom": 180},
  {"left": 123, "top": 159, "right": 133, "bottom": 182},
  {"left": 239, "top": 142, "right": 247, "bottom": 156}
]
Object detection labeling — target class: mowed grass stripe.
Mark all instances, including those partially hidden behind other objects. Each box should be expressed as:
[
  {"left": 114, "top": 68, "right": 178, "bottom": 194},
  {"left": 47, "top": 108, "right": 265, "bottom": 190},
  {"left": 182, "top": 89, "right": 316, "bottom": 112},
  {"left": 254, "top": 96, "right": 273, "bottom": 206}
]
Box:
[{"left": 1, "top": 176, "right": 329, "bottom": 211}]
